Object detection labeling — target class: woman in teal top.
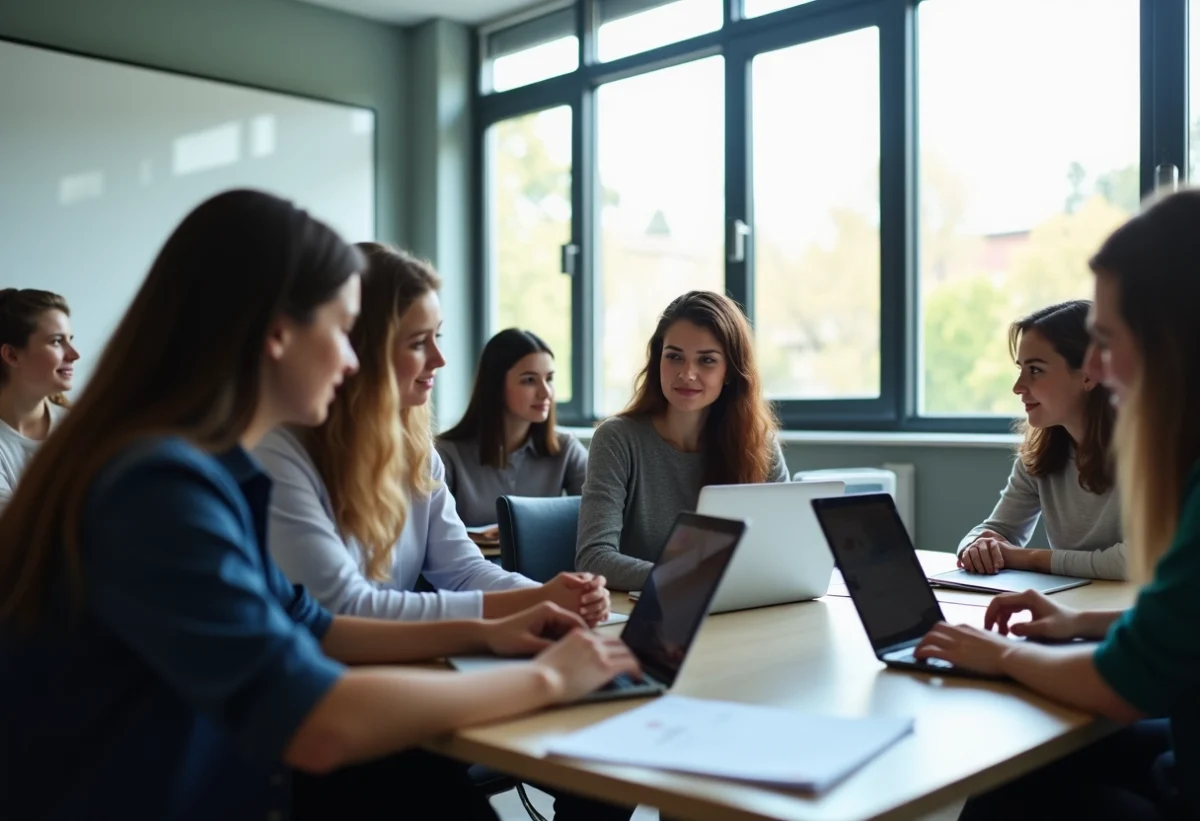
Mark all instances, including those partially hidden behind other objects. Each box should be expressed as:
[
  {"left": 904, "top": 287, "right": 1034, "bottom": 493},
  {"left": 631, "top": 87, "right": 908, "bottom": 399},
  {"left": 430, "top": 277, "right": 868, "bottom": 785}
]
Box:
[{"left": 915, "top": 189, "right": 1200, "bottom": 820}]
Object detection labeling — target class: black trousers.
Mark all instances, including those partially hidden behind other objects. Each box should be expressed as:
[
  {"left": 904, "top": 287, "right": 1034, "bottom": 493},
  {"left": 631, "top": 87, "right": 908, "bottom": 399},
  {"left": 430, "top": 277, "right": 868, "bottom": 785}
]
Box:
[
  {"left": 293, "top": 748, "right": 633, "bottom": 820},
  {"left": 960, "top": 720, "right": 1195, "bottom": 821}
]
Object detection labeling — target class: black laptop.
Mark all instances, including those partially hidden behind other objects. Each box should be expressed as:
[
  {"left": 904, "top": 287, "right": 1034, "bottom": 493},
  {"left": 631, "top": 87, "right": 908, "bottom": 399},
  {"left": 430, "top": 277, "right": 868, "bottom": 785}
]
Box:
[
  {"left": 811, "top": 493, "right": 1002, "bottom": 680},
  {"left": 449, "top": 511, "right": 747, "bottom": 702}
]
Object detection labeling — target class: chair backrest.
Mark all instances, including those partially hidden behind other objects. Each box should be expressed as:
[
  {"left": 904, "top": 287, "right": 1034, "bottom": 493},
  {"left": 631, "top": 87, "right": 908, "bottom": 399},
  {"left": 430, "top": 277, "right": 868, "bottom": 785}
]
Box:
[{"left": 495, "top": 495, "right": 581, "bottom": 582}]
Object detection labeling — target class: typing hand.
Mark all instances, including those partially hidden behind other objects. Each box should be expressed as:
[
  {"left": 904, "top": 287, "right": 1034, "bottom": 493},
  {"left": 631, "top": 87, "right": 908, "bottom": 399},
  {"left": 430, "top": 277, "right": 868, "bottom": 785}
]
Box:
[
  {"left": 484, "top": 602, "right": 587, "bottom": 657},
  {"left": 913, "top": 622, "right": 1012, "bottom": 676},
  {"left": 533, "top": 631, "right": 642, "bottom": 703},
  {"left": 985, "top": 590, "right": 1081, "bottom": 641}
]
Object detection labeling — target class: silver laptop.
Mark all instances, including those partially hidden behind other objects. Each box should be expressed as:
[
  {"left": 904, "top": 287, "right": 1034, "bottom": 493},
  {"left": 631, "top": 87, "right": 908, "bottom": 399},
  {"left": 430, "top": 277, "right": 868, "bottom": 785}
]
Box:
[
  {"left": 696, "top": 480, "right": 845, "bottom": 613},
  {"left": 447, "top": 512, "right": 747, "bottom": 704}
]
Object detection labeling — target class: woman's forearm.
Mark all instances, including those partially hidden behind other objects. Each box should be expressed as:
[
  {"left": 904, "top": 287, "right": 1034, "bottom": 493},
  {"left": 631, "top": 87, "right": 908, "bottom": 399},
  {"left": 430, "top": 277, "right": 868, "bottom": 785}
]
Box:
[
  {"left": 1074, "top": 609, "right": 1125, "bottom": 640},
  {"left": 321, "top": 615, "right": 488, "bottom": 664},
  {"left": 998, "top": 644, "right": 1142, "bottom": 722},
  {"left": 286, "top": 664, "right": 560, "bottom": 773},
  {"left": 481, "top": 587, "right": 543, "bottom": 619}
]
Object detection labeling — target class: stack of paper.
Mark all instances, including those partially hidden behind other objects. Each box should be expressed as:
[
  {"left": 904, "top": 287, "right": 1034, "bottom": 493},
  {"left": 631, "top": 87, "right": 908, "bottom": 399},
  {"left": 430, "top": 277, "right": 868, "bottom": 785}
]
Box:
[{"left": 545, "top": 695, "right": 913, "bottom": 793}]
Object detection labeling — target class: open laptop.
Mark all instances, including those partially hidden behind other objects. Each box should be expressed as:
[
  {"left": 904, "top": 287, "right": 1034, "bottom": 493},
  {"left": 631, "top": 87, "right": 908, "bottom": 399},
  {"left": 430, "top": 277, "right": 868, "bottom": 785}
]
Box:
[
  {"left": 697, "top": 480, "right": 845, "bottom": 613},
  {"left": 811, "top": 493, "right": 1002, "bottom": 679},
  {"left": 448, "top": 512, "right": 747, "bottom": 703}
]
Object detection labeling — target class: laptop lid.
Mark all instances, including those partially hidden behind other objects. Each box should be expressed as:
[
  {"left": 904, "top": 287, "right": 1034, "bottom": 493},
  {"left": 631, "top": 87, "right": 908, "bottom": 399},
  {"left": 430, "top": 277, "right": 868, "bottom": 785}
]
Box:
[
  {"left": 697, "top": 481, "right": 845, "bottom": 613},
  {"left": 811, "top": 494, "right": 944, "bottom": 652},
  {"left": 620, "top": 512, "right": 746, "bottom": 687}
]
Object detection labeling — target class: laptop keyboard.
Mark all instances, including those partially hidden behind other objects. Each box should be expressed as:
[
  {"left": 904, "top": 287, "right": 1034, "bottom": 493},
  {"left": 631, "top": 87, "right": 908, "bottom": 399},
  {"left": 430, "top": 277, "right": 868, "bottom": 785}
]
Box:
[
  {"left": 600, "top": 673, "right": 649, "bottom": 691},
  {"left": 884, "top": 648, "right": 953, "bottom": 669}
]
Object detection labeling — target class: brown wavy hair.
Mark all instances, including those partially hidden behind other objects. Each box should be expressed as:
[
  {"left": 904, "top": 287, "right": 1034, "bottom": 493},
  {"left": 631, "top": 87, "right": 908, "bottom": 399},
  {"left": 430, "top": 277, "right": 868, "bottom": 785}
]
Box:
[
  {"left": 439, "top": 328, "right": 561, "bottom": 469},
  {"left": 302, "top": 243, "right": 441, "bottom": 582},
  {"left": 1089, "top": 189, "right": 1200, "bottom": 581},
  {"left": 619, "top": 290, "right": 779, "bottom": 486},
  {"left": 0, "top": 189, "right": 362, "bottom": 628},
  {"left": 1009, "top": 300, "right": 1114, "bottom": 494},
  {"left": 0, "top": 288, "right": 73, "bottom": 408}
]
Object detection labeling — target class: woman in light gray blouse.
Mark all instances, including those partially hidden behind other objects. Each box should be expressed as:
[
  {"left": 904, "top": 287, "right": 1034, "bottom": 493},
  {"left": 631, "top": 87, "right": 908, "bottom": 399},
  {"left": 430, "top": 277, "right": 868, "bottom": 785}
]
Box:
[
  {"left": 958, "top": 301, "right": 1125, "bottom": 580},
  {"left": 257, "top": 244, "right": 610, "bottom": 627},
  {"left": 577, "top": 291, "right": 788, "bottom": 591},
  {"left": 436, "top": 328, "right": 588, "bottom": 533}
]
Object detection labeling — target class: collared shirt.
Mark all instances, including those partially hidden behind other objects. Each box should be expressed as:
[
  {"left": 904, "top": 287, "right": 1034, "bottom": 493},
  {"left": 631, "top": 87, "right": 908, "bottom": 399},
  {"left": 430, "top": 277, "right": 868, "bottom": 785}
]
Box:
[
  {"left": 255, "top": 428, "right": 538, "bottom": 623},
  {"left": 0, "top": 437, "right": 344, "bottom": 821},
  {"left": 435, "top": 433, "right": 589, "bottom": 527}
]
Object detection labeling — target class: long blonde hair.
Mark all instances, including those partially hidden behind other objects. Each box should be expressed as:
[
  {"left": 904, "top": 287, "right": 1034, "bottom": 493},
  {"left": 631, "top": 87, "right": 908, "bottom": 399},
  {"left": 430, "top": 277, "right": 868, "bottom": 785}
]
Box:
[
  {"left": 1089, "top": 190, "right": 1200, "bottom": 582},
  {"left": 302, "top": 243, "right": 441, "bottom": 581},
  {"left": 0, "top": 190, "right": 362, "bottom": 628}
]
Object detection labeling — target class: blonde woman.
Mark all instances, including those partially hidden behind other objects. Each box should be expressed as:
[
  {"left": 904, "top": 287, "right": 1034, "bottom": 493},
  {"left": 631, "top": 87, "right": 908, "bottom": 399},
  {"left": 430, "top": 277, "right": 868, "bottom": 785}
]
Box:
[
  {"left": 916, "top": 190, "right": 1200, "bottom": 819},
  {"left": 255, "top": 244, "right": 609, "bottom": 626}
]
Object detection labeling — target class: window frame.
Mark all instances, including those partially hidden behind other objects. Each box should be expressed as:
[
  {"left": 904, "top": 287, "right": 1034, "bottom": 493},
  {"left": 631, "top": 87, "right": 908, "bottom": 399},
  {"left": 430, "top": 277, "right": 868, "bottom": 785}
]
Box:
[{"left": 473, "top": 0, "right": 1189, "bottom": 432}]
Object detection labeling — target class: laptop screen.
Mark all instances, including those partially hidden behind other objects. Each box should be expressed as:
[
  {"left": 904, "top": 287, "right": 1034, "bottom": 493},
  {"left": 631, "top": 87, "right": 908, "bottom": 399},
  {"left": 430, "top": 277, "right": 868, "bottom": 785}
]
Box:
[
  {"left": 620, "top": 512, "right": 744, "bottom": 686},
  {"left": 812, "top": 495, "right": 943, "bottom": 650}
]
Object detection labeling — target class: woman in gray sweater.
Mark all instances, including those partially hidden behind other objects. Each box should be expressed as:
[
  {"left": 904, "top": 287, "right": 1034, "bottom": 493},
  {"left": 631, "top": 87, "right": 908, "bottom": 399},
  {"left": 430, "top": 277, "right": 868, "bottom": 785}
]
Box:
[
  {"left": 958, "top": 300, "right": 1125, "bottom": 580},
  {"left": 576, "top": 291, "right": 788, "bottom": 591}
]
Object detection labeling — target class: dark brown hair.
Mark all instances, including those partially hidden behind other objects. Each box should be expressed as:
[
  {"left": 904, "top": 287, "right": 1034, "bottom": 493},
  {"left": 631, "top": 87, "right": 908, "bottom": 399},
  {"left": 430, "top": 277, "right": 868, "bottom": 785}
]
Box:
[
  {"left": 620, "top": 290, "right": 779, "bottom": 486},
  {"left": 1009, "top": 300, "right": 1114, "bottom": 494},
  {"left": 0, "top": 189, "right": 362, "bottom": 628},
  {"left": 439, "top": 328, "right": 561, "bottom": 469},
  {"left": 303, "top": 243, "right": 441, "bottom": 582},
  {"left": 0, "top": 288, "right": 72, "bottom": 406}
]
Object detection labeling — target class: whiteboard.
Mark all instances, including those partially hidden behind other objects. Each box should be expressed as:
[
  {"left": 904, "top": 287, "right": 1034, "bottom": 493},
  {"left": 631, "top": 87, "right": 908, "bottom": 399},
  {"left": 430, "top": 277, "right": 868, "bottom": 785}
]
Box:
[{"left": 0, "top": 38, "right": 376, "bottom": 389}]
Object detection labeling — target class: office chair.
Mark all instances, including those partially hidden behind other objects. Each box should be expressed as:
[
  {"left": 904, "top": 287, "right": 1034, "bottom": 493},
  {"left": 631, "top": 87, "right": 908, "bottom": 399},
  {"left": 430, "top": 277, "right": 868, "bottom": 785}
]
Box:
[{"left": 495, "top": 495, "right": 582, "bottom": 582}]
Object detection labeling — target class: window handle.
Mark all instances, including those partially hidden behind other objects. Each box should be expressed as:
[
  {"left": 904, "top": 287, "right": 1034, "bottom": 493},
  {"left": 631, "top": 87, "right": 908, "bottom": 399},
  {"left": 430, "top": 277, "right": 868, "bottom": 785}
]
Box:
[
  {"left": 561, "top": 243, "right": 580, "bottom": 277},
  {"left": 727, "top": 218, "right": 751, "bottom": 263},
  {"left": 1156, "top": 163, "right": 1179, "bottom": 192}
]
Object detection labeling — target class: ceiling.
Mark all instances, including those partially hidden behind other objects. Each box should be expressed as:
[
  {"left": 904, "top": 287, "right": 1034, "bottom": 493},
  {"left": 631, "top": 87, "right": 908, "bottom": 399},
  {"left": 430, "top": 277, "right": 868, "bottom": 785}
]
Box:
[{"left": 295, "top": 0, "right": 537, "bottom": 25}]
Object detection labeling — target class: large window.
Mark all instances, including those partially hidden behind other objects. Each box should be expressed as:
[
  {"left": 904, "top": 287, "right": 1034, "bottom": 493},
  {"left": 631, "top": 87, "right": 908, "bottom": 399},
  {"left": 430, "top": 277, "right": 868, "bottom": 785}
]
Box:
[
  {"left": 751, "top": 27, "right": 880, "bottom": 400},
  {"left": 917, "top": 0, "right": 1139, "bottom": 417},
  {"left": 486, "top": 107, "right": 575, "bottom": 399},
  {"left": 477, "top": 0, "right": 1185, "bottom": 431},
  {"left": 595, "top": 57, "right": 725, "bottom": 413}
]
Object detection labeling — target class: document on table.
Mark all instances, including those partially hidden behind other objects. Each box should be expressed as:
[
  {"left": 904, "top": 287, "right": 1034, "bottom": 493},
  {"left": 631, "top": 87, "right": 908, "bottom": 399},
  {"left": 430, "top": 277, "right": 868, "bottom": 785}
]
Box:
[{"left": 545, "top": 695, "right": 913, "bottom": 793}]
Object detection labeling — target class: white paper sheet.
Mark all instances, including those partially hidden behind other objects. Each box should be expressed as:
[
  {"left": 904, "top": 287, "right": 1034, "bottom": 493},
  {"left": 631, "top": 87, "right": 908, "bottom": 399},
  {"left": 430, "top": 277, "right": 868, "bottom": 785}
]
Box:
[{"left": 545, "top": 695, "right": 913, "bottom": 793}]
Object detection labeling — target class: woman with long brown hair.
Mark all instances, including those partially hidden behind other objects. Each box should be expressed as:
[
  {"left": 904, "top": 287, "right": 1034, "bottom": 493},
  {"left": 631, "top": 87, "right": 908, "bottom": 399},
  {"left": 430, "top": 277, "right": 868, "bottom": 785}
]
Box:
[
  {"left": 576, "top": 290, "right": 787, "bottom": 591},
  {"left": 915, "top": 189, "right": 1200, "bottom": 818},
  {"left": 0, "top": 288, "right": 79, "bottom": 509},
  {"left": 957, "top": 300, "right": 1123, "bottom": 579},
  {"left": 256, "top": 244, "right": 609, "bottom": 626},
  {"left": 0, "top": 191, "right": 637, "bottom": 821}
]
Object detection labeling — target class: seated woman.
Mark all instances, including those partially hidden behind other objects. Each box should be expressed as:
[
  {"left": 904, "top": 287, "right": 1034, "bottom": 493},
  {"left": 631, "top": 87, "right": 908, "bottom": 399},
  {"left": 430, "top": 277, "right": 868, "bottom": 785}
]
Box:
[
  {"left": 576, "top": 290, "right": 788, "bottom": 591},
  {"left": 958, "top": 300, "right": 1123, "bottom": 580},
  {"left": 255, "top": 245, "right": 609, "bottom": 626},
  {"left": 0, "top": 288, "right": 79, "bottom": 509},
  {"left": 436, "top": 328, "right": 588, "bottom": 540},
  {"left": 916, "top": 189, "right": 1200, "bottom": 820},
  {"left": 0, "top": 189, "right": 635, "bottom": 821}
]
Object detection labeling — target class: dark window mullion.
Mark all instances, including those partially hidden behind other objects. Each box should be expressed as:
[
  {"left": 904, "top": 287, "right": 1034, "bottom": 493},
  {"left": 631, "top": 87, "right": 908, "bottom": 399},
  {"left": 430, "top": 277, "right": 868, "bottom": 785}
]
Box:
[
  {"left": 725, "top": 48, "right": 752, "bottom": 315},
  {"left": 1142, "top": 0, "right": 1188, "bottom": 193}
]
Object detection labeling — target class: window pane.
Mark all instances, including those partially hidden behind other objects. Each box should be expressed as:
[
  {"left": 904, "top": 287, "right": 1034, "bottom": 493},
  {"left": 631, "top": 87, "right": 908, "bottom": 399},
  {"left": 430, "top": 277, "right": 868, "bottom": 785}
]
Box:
[
  {"left": 486, "top": 10, "right": 577, "bottom": 93},
  {"left": 752, "top": 28, "right": 880, "bottom": 400},
  {"left": 487, "top": 107, "right": 574, "bottom": 401},
  {"left": 742, "top": 0, "right": 815, "bottom": 20},
  {"left": 596, "top": 0, "right": 723, "bottom": 63},
  {"left": 918, "top": 0, "right": 1139, "bottom": 416},
  {"left": 595, "top": 57, "right": 724, "bottom": 414}
]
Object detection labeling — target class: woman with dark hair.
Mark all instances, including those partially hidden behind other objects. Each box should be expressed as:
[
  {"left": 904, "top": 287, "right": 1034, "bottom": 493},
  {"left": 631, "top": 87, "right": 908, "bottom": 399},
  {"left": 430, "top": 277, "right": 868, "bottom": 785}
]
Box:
[
  {"left": 0, "top": 288, "right": 79, "bottom": 509},
  {"left": 0, "top": 190, "right": 637, "bottom": 821},
  {"left": 576, "top": 290, "right": 788, "bottom": 591},
  {"left": 958, "top": 300, "right": 1123, "bottom": 580},
  {"left": 437, "top": 328, "right": 588, "bottom": 534},
  {"left": 915, "top": 189, "right": 1200, "bottom": 819}
]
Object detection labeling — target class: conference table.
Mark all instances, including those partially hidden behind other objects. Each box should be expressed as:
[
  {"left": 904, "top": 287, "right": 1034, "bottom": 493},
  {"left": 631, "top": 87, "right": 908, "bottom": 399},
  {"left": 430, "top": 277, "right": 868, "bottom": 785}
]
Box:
[{"left": 426, "top": 550, "right": 1139, "bottom": 821}]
